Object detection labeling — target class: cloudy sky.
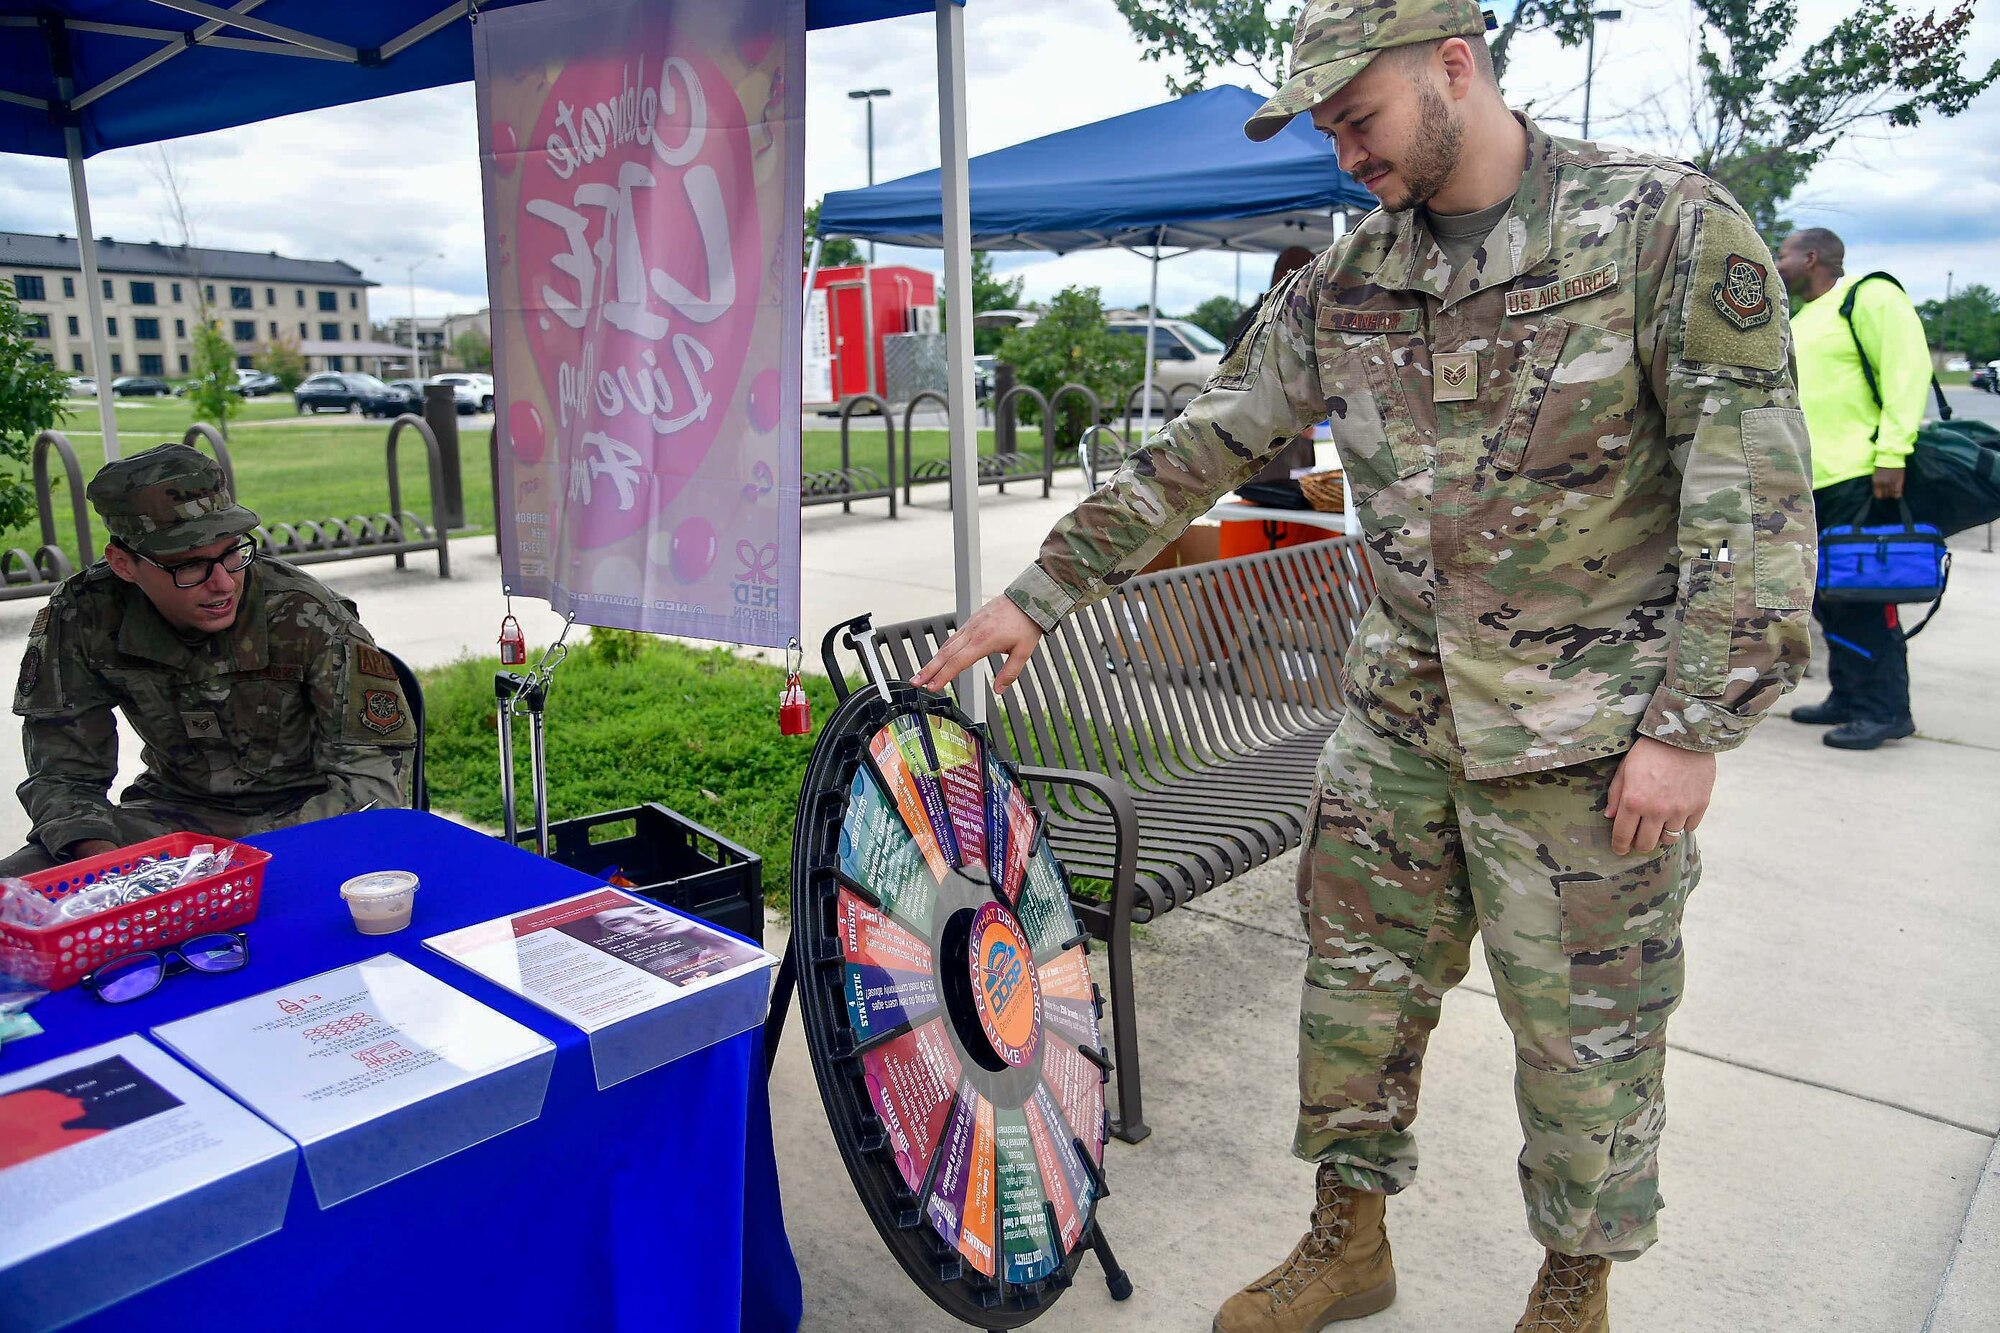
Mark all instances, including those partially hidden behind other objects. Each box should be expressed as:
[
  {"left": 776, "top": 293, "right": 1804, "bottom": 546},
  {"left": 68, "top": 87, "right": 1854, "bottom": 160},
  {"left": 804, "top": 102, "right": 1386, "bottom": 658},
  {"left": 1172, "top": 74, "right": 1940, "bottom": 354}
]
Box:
[{"left": 1, "top": 0, "right": 1993, "bottom": 321}]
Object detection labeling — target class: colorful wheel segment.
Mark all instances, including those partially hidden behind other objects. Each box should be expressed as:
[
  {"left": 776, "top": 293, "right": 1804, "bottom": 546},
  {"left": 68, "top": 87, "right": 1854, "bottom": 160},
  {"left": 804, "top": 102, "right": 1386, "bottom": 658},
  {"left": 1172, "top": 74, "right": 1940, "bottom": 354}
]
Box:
[{"left": 793, "top": 683, "right": 1111, "bottom": 1327}]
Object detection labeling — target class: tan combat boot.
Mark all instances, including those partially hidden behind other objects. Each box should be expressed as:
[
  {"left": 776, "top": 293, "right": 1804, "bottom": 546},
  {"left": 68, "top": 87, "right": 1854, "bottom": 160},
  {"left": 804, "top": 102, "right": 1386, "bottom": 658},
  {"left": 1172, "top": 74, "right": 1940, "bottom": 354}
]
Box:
[
  {"left": 1212, "top": 1164, "right": 1395, "bottom": 1333},
  {"left": 1514, "top": 1250, "right": 1611, "bottom": 1332}
]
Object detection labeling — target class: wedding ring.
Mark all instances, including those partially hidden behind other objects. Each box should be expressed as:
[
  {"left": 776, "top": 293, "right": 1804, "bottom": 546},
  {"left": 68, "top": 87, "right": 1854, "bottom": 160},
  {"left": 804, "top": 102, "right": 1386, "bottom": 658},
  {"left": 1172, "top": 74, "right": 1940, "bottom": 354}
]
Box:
[{"left": 1662, "top": 828, "right": 1685, "bottom": 841}]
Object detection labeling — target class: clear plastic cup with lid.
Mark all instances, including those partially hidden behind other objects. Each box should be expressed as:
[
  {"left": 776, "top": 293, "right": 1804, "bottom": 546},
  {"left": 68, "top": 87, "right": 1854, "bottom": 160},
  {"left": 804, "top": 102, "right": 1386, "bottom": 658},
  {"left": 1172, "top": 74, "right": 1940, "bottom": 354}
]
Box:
[{"left": 339, "top": 871, "right": 420, "bottom": 935}]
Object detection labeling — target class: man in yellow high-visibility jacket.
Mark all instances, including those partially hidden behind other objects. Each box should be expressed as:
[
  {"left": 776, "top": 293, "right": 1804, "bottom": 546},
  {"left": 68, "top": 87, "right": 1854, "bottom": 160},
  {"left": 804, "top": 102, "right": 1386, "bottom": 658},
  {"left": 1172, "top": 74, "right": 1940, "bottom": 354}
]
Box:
[{"left": 1775, "top": 227, "right": 1932, "bottom": 750}]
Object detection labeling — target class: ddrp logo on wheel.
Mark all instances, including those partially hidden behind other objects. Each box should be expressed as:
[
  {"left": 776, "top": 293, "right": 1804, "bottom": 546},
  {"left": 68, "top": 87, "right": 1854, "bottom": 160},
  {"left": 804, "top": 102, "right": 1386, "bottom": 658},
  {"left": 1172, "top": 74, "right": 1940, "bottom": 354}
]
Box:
[{"left": 969, "top": 902, "right": 1041, "bottom": 1067}]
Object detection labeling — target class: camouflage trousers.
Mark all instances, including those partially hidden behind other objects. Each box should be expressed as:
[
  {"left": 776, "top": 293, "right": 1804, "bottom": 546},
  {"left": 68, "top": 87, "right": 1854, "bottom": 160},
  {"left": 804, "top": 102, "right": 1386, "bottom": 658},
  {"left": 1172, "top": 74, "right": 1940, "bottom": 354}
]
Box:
[{"left": 1294, "top": 709, "right": 1699, "bottom": 1260}]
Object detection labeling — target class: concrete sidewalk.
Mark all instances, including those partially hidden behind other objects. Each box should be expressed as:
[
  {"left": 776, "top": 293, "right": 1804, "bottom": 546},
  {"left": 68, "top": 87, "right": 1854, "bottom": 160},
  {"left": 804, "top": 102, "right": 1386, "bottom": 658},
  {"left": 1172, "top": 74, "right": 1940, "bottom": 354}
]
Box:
[{"left": 2, "top": 395, "right": 1996, "bottom": 1330}]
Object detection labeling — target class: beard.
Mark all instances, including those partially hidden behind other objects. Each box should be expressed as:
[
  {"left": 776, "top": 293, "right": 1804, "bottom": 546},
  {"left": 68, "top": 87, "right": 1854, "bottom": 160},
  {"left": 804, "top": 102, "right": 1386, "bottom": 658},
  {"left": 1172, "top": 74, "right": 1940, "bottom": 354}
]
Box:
[{"left": 1376, "top": 81, "right": 1464, "bottom": 213}]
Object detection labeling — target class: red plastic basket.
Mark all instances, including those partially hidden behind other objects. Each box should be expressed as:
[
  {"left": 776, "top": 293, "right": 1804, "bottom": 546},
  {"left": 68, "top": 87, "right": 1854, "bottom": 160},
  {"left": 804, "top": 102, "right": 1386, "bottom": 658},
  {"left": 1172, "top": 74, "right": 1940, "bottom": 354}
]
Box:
[{"left": 0, "top": 832, "right": 269, "bottom": 991}]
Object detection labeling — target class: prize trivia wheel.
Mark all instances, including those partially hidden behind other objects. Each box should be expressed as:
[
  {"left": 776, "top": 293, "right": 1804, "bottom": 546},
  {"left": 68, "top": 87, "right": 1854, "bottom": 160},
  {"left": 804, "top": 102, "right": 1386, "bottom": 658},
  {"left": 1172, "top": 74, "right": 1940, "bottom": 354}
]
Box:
[{"left": 792, "top": 681, "right": 1112, "bottom": 1328}]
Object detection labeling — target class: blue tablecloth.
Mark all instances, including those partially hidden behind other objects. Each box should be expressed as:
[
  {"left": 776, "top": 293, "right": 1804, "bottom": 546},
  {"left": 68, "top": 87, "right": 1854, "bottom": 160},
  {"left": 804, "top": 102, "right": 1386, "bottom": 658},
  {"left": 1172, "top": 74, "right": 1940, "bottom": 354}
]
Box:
[{"left": 5, "top": 809, "right": 803, "bottom": 1333}]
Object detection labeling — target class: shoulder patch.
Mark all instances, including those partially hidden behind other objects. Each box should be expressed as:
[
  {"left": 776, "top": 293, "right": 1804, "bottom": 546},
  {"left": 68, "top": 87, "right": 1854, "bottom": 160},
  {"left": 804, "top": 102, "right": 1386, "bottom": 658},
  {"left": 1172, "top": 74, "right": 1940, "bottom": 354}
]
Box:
[
  {"left": 359, "top": 688, "right": 405, "bottom": 736},
  {"left": 16, "top": 645, "right": 40, "bottom": 700},
  {"left": 1682, "top": 203, "right": 1787, "bottom": 372},
  {"left": 354, "top": 644, "right": 397, "bottom": 681}
]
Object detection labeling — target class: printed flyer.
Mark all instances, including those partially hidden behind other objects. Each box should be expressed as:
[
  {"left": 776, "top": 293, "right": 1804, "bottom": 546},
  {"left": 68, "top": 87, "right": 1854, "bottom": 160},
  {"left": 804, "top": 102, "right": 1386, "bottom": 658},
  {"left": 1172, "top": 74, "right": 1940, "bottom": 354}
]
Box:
[{"left": 426, "top": 888, "right": 774, "bottom": 1033}]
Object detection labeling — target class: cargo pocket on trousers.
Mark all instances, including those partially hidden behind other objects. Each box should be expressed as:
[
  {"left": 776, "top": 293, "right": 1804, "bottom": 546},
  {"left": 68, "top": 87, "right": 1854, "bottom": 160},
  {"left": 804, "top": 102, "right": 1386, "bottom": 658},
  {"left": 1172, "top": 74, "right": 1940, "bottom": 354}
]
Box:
[
  {"left": 1556, "top": 845, "right": 1689, "bottom": 1066},
  {"left": 1297, "top": 978, "right": 1403, "bottom": 1134}
]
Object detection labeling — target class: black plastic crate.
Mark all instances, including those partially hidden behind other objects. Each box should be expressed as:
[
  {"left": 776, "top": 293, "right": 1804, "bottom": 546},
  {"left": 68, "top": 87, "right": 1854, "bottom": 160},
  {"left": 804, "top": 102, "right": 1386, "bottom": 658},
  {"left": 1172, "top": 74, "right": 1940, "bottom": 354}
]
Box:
[{"left": 523, "top": 803, "right": 764, "bottom": 944}]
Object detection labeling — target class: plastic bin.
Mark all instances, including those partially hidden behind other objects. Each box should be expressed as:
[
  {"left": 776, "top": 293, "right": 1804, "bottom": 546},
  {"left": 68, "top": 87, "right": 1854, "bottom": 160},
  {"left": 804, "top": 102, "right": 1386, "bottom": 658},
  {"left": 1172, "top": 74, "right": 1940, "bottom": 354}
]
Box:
[{"left": 522, "top": 803, "right": 764, "bottom": 944}]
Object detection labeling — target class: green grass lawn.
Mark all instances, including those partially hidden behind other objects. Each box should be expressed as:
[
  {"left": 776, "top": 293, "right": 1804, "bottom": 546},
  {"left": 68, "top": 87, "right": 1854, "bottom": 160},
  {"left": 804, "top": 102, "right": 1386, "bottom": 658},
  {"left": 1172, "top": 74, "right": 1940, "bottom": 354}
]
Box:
[
  {"left": 53, "top": 393, "right": 302, "bottom": 435},
  {"left": 420, "top": 635, "right": 845, "bottom": 908}
]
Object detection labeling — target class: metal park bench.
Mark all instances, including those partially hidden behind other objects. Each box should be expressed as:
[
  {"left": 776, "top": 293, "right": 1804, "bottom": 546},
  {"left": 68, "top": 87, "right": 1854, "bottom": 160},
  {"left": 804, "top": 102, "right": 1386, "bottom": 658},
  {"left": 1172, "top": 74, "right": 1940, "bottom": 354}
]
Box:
[
  {"left": 900, "top": 387, "right": 1055, "bottom": 505},
  {"left": 825, "top": 534, "right": 1377, "bottom": 1143}
]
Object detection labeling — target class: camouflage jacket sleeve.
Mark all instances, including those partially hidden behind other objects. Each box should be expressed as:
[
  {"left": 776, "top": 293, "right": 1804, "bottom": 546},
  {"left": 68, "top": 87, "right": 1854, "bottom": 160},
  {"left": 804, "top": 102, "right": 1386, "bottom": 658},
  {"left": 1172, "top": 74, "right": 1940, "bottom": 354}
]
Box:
[
  {"left": 268, "top": 619, "right": 414, "bottom": 828},
  {"left": 1005, "top": 260, "right": 1332, "bottom": 629},
  {"left": 1633, "top": 177, "right": 1816, "bottom": 753},
  {"left": 12, "top": 602, "right": 122, "bottom": 855}
]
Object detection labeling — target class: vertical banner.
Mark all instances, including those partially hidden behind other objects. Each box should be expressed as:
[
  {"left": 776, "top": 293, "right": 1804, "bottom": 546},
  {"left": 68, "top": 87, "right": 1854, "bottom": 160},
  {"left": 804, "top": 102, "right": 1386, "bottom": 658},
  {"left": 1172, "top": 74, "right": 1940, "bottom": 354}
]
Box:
[{"left": 476, "top": 0, "right": 804, "bottom": 647}]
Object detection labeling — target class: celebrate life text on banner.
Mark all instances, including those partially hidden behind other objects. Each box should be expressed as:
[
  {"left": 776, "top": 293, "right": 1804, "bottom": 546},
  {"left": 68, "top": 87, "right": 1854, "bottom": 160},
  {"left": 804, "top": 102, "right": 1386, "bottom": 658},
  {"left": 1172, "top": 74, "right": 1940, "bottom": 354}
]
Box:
[{"left": 475, "top": 0, "right": 805, "bottom": 647}]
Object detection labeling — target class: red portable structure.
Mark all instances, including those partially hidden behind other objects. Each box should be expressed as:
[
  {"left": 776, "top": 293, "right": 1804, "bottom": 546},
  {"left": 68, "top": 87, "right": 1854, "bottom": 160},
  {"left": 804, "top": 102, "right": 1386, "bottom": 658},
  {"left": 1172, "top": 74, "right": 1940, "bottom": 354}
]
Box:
[{"left": 804, "top": 264, "right": 938, "bottom": 405}]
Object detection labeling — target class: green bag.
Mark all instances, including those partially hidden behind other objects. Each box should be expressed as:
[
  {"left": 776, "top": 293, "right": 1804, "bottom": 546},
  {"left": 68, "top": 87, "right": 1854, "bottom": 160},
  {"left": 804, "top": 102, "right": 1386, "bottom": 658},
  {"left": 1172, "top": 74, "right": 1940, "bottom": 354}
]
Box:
[{"left": 1840, "top": 272, "right": 2000, "bottom": 537}]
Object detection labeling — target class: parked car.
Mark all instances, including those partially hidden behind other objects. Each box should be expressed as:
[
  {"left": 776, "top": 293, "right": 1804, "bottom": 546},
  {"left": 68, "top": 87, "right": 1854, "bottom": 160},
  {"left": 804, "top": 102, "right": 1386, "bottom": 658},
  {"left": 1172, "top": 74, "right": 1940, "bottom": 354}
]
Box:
[
  {"left": 295, "top": 372, "right": 402, "bottom": 415},
  {"left": 234, "top": 370, "right": 282, "bottom": 397},
  {"left": 110, "top": 375, "right": 174, "bottom": 398},
  {"left": 974, "top": 354, "right": 997, "bottom": 404},
  {"left": 1973, "top": 362, "right": 2000, "bottom": 395},
  {"left": 431, "top": 373, "right": 494, "bottom": 414},
  {"left": 1105, "top": 317, "right": 1227, "bottom": 408},
  {"left": 66, "top": 376, "right": 97, "bottom": 398},
  {"left": 382, "top": 379, "right": 428, "bottom": 415}
]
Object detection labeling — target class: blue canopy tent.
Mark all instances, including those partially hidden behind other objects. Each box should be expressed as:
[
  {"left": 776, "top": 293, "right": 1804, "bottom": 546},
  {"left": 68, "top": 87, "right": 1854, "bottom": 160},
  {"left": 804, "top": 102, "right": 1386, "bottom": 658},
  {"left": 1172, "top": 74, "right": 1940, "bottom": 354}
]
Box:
[
  {"left": 0, "top": 0, "right": 985, "bottom": 593},
  {"left": 819, "top": 83, "right": 1376, "bottom": 431}
]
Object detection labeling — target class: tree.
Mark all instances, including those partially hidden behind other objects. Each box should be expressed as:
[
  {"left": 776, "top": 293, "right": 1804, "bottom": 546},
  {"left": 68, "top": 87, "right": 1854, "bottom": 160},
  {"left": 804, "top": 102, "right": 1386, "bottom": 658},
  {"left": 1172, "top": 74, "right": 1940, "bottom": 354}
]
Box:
[
  {"left": 1918, "top": 285, "right": 2000, "bottom": 366},
  {"left": 1186, "top": 294, "right": 1247, "bottom": 344},
  {"left": 451, "top": 328, "right": 493, "bottom": 371},
  {"left": 970, "top": 252, "right": 1026, "bottom": 356},
  {"left": 996, "top": 286, "right": 1147, "bottom": 444},
  {"left": 1114, "top": 0, "right": 1998, "bottom": 240},
  {"left": 255, "top": 334, "right": 309, "bottom": 391},
  {"left": 0, "top": 280, "right": 67, "bottom": 530},
  {"left": 1684, "top": 0, "right": 1997, "bottom": 238},
  {"left": 186, "top": 319, "right": 240, "bottom": 436},
  {"left": 804, "top": 199, "right": 865, "bottom": 268}
]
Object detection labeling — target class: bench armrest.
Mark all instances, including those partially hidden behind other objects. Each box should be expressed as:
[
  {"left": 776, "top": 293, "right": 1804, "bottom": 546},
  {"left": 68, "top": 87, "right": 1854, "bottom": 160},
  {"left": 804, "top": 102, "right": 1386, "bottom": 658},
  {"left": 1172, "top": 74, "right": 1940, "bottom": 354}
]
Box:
[{"left": 1016, "top": 764, "right": 1142, "bottom": 932}]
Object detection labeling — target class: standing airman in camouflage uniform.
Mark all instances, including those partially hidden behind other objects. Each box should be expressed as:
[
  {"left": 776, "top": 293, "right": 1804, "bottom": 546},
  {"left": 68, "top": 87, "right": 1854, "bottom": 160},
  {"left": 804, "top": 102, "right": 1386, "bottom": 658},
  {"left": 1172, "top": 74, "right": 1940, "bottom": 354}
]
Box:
[
  {"left": 3, "top": 444, "right": 414, "bottom": 874},
  {"left": 914, "top": 1, "right": 1815, "bottom": 1328}
]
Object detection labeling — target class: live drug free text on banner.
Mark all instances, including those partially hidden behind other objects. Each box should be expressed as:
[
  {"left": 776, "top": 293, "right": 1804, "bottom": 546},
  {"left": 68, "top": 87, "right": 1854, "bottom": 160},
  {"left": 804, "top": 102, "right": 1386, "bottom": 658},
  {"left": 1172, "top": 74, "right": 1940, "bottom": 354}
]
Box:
[{"left": 476, "top": 0, "right": 805, "bottom": 647}]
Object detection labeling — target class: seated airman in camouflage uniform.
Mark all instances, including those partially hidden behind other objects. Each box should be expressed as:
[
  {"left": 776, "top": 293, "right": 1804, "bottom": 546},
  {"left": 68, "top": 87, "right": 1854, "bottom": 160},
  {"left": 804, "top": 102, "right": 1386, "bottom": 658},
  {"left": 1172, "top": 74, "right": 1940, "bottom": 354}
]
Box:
[
  {"left": 913, "top": 1, "right": 1815, "bottom": 1329},
  {"left": 3, "top": 444, "right": 415, "bottom": 875}
]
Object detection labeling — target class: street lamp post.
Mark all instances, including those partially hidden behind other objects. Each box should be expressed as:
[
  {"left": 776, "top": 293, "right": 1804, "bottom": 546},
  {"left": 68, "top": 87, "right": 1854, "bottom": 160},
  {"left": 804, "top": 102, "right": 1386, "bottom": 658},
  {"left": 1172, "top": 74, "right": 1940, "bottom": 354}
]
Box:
[
  {"left": 1581, "top": 9, "right": 1622, "bottom": 140},
  {"left": 848, "top": 87, "right": 892, "bottom": 264},
  {"left": 376, "top": 252, "right": 443, "bottom": 379}
]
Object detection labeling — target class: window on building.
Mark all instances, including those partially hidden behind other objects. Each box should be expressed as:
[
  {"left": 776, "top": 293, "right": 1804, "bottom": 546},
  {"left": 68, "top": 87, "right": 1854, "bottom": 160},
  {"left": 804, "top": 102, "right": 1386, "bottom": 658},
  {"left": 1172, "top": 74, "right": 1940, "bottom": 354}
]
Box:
[
  {"left": 24, "top": 313, "right": 49, "bottom": 338},
  {"left": 328, "top": 355, "right": 345, "bottom": 372},
  {"left": 62, "top": 276, "right": 75, "bottom": 298},
  {"left": 319, "top": 322, "right": 342, "bottom": 342},
  {"left": 13, "top": 275, "right": 45, "bottom": 301},
  {"left": 295, "top": 290, "right": 305, "bottom": 307},
  {"left": 232, "top": 320, "right": 256, "bottom": 342},
  {"left": 298, "top": 322, "right": 308, "bottom": 338},
  {"left": 110, "top": 353, "right": 123, "bottom": 373},
  {"left": 237, "top": 355, "right": 253, "bottom": 370},
  {"left": 318, "top": 291, "right": 338, "bottom": 312},
  {"left": 269, "top": 322, "right": 279, "bottom": 338},
  {"left": 178, "top": 354, "right": 189, "bottom": 373},
  {"left": 106, "top": 317, "right": 117, "bottom": 336},
  {"left": 66, "top": 315, "right": 79, "bottom": 336},
  {"left": 349, "top": 291, "right": 358, "bottom": 309},
  {"left": 229, "top": 286, "right": 252, "bottom": 310},
  {"left": 204, "top": 284, "right": 215, "bottom": 303},
  {"left": 171, "top": 282, "right": 182, "bottom": 302},
  {"left": 265, "top": 287, "right": 275, "bottom": 305},
  {"left": 102, "top": 278, "right": 112, "bottom": 299},
  {"left": 175, "top": 319, "right": 186, "bottom": 337},
  {"left": 130, "top": 281, "right": 155, "bottom": 305},
  {"left": 351, "top": 324, "right": 361, "bottom": 340},
  {"left": 139, "top": 354, "right": 164, "bottom": 375},
  {"left": 72, "top": 353, "right": 84, "bottom": 371},
  {"left": 134, "top": 318, "right": 160, "bottom": 340}
]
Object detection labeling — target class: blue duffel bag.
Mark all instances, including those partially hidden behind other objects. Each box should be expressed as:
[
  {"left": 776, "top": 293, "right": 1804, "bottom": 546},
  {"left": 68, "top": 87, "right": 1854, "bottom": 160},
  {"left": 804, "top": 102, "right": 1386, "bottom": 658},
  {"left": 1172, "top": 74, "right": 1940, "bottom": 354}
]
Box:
[{"left": 1817, "top": 499, "right": 1951, "bottom": 639}]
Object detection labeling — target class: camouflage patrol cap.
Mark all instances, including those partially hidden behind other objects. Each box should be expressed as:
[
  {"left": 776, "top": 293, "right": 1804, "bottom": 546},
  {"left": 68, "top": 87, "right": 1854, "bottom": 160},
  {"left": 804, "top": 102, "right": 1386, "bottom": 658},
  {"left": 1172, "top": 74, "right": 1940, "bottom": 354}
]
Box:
[
  {"left": 86, "top": 443, "right": 260, "bottom": 558},
  {"left": 1245, "top": 0, "right": 1491, "bottom": 142}
]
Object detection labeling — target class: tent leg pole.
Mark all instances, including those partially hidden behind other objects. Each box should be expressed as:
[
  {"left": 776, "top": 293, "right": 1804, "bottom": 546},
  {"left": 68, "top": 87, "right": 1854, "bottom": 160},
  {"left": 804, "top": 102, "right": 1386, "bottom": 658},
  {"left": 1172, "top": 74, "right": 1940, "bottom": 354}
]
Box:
[
  {"left": 936, "top": 0, "right": 984, "bottom": 722},
  {"left": 60, "top": 89, "right": 118, "bottom": 460},
  {"left": 1141, "top": 232, "right": 1161, "bottom": 438}
]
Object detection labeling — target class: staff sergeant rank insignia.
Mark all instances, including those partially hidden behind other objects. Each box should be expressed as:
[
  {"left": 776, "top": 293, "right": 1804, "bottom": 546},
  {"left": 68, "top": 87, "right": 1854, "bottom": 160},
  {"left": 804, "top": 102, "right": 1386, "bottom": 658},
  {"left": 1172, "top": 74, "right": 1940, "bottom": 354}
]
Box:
[{"left": 1712, "top": 253, "right": 1773, "bottom": 331}]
